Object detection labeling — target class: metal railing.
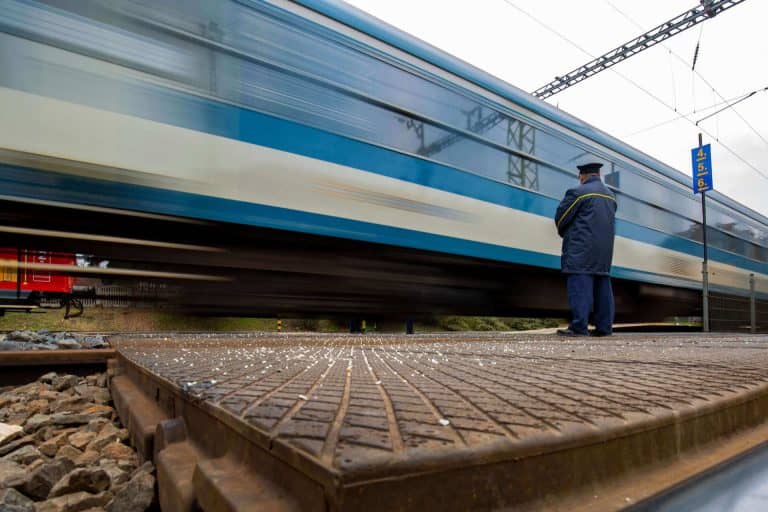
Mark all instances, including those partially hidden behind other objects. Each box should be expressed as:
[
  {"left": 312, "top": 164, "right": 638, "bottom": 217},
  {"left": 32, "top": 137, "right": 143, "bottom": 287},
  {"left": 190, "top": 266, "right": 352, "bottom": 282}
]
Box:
[
  {"left": 709, "top": 274, "right": 767, "bottom": 333},
  {"left": 78, "top": 283, "right": 175, "bottom": 308}
]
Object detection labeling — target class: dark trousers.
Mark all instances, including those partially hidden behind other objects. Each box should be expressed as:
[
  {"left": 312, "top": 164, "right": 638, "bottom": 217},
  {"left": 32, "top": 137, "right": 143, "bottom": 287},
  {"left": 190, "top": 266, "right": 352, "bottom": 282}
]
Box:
[{"left": 567, "top": 274, "right": 614, "bottom": 334}]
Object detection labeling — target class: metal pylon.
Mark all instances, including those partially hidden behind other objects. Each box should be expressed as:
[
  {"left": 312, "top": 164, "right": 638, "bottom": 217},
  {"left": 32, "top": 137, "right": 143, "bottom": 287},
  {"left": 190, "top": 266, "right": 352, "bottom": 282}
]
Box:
[{"left": 506, "top": 119, "right": 538, "bottom": 190}]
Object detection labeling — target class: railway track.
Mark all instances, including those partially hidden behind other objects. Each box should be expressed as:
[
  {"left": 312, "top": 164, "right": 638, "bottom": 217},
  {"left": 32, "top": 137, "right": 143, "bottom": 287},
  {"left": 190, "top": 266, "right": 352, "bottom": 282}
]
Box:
[
  {"left": 0, "top": 348, "right": 115, "bottom": 386},
  {"left": 104, "top": 332, "right": 768, "bottom": 511}
]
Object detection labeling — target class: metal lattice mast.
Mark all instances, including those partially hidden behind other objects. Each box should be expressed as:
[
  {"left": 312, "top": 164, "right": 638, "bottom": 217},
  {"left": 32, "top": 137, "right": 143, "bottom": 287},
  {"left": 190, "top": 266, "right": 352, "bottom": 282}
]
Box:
[
  {"left": 506, "top": 119, "right": 537, "bottom": 189},
  {"left": 533, "top": 0, "right": 747, "bottom": 99}
]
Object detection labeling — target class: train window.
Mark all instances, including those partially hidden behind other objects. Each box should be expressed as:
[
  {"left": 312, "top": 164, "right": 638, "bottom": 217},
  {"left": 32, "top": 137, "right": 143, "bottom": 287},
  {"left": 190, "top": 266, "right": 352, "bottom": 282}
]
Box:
[
  {"left": 1, "top": 260, "right": 15, "bottom": 283},
  {"left": 62, "top": 0, "right": 561, "bottom": 192},
  {"left": 0, "top": 1, "right": 205, "bottom": 88},
  {"left": 604, "top": 165, "right": 620, "bottom": 189}
]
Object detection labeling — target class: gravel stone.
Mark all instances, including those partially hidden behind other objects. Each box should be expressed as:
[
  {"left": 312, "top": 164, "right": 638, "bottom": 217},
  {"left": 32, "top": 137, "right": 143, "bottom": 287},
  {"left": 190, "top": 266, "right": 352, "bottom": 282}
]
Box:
[
  {"left": 2, "top": 444, "right": 42, "bottom": 465},
  {"left": 105, "top": 469, "right": 154, "bottom": 512},
  {"left": 7, "top": 331, "right": 38, "bottom": 343},
  {"left": 115, "top": 461, "right": 137, "bottom": 474},
  {"left": 0, "top": 488, "right": 35, "bottom": 512},
  {"left": 5, "top": 404, "right": 32, "bottom": 426},
  {"left": 86, "top": 425, "right": 120, "bottom": 452},
  {"left": 74, "top": 451, "right": 101, "bottom": 468},
  {"left": 0, "top": 435, "right": 36, "bottom": 457},
  {"left": 100, "top": 443, "right": 136, "bottom": 463},
  {"left": 97, "top": 460, "right": 129, "bottom": 489},
  {"left": 53, "top": 398, "right": 90, "bottom": 414},
  {"left": 0, "top": 341, "right": 35, "bottom": 351},
  {"left": 67, "top": 432, "right": 95, "bottom": 451},
  {"left": 84, "top": 419, "right": 109, "bottom": 434},
  {"left": 39, "top": 390, "right": 59, "bottom": 401},
  {"left": 20, "top": 458, "right": 76, "bottom": 501},
  {"left": 12, "top": 383, "right": 44, "bottom": 399},
  {"left": 49, "top": 468, "right": 111, "bottom": 498},
  {"left": 55, "top": 339, "right": 82, "bottom": 350},
  {"left": 0, "top": 458, "right": 27, "bottom": 487},
  {"left": 129, "top": 461, "right": 153, "bottom": 479},
  {"left": 82, "top": 336, "right": 107, "bottom": 349},
  {"left": 51, "top": 413, "right": 92, "bottom": 427},
  {"left": 72, "top": 385, "right": 89, "bottom": 398},
  {"left": 74, "top": 387, "right": 111, "bottom": 405},
  {"left": 35, "top": 491, "right": 111, "bottom": 512},
  {"left": 39, "top": 373, "right": 57, "bottom": 384},
  {"left": 0, "top": 332, "right": 109, "bottom": 353},
  {"left": 1, "top": 371, "right": 148, "bottom": 509},
  {"left": 56, "top": 445, "right": 83, "bottom": 461},
  {"left": 53, "top": 376, "right": 80, "bottom": 392},
  {"left": 50, "top": 430, "right": 71, "bottom": 444},
  {"left": 31, "top": 344, "right": 59, "bottom": 351},
  {"left": 80, "top": 405, "right": 113, "bottom": 419},
  {"left": 39, "top": 432, "right": 71, "bottom": 457},
  {"left": 24, "top": 414, "right": 52, "bottom": 433},
  {"left": 27, "top": 458, "right": 44, "bottom": 472},
  {"left": 0, "top": 422, "right": 24, "bottom": 446},
  {"left": 27, "top": 399, "right": 49, "bottom": 415}
]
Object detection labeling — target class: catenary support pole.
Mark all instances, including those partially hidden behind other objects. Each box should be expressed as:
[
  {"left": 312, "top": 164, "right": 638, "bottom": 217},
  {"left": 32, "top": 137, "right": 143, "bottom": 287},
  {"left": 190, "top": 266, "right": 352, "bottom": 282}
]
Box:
[
  {"left": 699, "top": 133, "right": 710, "bottom": 333},
  {"left": 750, "top": 274, "right": 756, "bottom": 333}
]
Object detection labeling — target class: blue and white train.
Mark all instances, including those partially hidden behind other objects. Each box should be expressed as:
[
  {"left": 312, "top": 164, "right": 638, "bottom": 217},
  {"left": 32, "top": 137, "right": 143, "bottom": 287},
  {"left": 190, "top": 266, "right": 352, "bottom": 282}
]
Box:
[{"left": 0, "top": 0, "right": 766, "bottom": 319}]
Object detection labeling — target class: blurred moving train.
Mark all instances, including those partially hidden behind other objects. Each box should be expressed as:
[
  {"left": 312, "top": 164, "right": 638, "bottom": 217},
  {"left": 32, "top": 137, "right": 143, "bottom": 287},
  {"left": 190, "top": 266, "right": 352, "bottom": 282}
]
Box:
[{"left": 0, "top": 0, "right": 766, "bottom": 320}]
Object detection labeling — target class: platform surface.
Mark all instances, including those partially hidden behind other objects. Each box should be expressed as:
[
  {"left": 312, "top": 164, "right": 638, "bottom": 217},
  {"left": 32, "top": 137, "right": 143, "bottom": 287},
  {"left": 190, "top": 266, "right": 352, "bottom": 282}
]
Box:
[{"left": 114, "top": 333, "right": 768, "bottom": 484}]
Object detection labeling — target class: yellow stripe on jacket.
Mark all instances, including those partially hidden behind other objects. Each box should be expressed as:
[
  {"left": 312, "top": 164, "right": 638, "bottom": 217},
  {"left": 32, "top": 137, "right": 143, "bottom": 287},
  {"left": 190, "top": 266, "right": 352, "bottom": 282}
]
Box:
[{"left": 556, "top": 193, "right": 616, "bottom": 230}]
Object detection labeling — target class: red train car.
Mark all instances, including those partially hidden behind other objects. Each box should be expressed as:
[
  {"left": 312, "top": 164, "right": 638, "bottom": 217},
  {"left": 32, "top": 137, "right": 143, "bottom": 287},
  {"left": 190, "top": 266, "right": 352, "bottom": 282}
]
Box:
[{"left": 0, "top": 249, "right": 78, "bottom": 315}]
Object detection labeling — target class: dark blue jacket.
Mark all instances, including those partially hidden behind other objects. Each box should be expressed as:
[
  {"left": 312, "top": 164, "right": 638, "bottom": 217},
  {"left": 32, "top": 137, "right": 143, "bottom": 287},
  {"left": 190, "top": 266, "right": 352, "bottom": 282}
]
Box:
[{"left": 554, "top": 176, "right": 617, "bottom": 275}]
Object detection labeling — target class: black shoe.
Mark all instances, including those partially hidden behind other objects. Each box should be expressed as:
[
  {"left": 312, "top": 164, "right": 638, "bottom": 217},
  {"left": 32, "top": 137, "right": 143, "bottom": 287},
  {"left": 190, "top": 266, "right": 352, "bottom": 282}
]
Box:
[
  {"left": 557, "top": 328, "right": 589, "bottom": 337},
  {"left": 589, "top": 329, "right": 612, "bottom": 337}
]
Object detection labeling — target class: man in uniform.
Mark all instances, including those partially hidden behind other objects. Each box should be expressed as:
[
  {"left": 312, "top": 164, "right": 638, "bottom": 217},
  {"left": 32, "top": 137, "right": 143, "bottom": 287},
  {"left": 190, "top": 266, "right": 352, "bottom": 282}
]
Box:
[{"left": 554, "top": 162, "right": 617, "bottom": 336}]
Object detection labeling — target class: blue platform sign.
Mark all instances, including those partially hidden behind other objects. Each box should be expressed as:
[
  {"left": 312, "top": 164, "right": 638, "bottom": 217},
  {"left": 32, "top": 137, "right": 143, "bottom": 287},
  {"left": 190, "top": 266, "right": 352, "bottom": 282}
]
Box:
[{"left": 691, "top": 144, "right": 713, "bottom": 194}]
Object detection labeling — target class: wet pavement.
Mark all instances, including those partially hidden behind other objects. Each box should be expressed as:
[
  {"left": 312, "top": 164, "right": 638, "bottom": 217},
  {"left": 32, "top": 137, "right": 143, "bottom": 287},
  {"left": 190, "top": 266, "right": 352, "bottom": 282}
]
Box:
[{"left": 113, "top": 332, "right": 768, "bottom": 509}]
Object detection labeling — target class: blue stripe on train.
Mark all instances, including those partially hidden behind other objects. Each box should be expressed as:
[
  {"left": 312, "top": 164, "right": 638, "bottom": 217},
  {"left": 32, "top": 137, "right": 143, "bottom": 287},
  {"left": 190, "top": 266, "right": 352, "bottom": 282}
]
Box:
[{"left": 1, "top": 162, "right": 765, "bottom": 298}]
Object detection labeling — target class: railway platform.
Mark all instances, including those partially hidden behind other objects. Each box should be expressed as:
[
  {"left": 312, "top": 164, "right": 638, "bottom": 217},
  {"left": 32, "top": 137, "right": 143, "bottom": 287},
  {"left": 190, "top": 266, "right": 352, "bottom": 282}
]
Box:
[{"left": 110, "top": 333, "right": 768, "bottom": 511}]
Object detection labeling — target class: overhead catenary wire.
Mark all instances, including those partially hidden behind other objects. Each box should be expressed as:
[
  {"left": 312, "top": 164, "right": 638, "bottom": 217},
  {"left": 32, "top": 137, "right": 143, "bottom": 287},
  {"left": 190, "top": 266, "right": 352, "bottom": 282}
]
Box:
[
  {"left": 604, "top": 0, "right": 768, "bottom": 150},
  {"left": 499, "top": 0, "right": 768, "bottom": 183},
  {"left": 668, "top": 49, "right": 678, "bottom": 111},
  {"left": 696, "top": 86, "right": 768, "bottom": 126},
  {"left": 625, "top": 86, "right": 768, "bottom": 137},
  {"left": 713, "top": 87, "right": 720, "bottom": 140}
]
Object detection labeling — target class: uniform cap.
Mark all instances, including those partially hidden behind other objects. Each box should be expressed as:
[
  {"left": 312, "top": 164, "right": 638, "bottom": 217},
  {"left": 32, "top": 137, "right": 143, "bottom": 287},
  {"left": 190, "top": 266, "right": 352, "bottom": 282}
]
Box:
[{"left": 577, "top": 162, "right": 603, "bottom": 174}]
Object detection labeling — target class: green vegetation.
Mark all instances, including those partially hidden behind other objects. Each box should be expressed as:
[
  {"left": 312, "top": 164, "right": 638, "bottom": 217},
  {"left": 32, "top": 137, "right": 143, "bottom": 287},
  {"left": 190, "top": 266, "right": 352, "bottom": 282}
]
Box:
[
  {"left": 434, "top": 316, "right": 560, "bottom": 332},
  {"left": 0, "top": 307, "right": 562, "bottom": 333},
  {"left": 0, "top": 308, "right": 278, "bottom": 332}
]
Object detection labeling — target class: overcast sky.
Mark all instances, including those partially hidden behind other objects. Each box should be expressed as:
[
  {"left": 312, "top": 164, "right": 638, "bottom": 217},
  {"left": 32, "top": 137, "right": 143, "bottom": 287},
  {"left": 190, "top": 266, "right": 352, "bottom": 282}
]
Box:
[{"left": 343, "top": 0, "right": 768, "bottom": 217}]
